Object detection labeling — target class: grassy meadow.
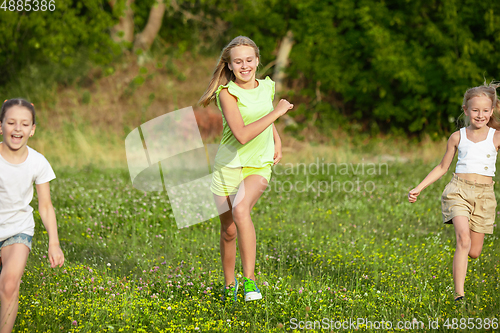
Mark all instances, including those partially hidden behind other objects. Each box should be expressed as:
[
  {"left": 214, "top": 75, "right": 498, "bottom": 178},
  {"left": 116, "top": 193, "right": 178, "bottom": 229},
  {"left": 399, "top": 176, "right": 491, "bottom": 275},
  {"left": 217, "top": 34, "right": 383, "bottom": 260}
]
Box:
[
  {"left": 14, "top": 159, "right": 500, "bottom": 332},
  {"left": 4, "top": 55, "right": 499, "bottom": 332}
]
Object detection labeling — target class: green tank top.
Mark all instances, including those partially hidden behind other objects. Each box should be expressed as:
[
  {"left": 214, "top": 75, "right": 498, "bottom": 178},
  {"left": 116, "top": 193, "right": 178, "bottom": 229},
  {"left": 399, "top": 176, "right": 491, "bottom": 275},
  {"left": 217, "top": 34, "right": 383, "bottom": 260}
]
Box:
[{"left": 214, "top": 76, "right": 275, "bottom": 168}]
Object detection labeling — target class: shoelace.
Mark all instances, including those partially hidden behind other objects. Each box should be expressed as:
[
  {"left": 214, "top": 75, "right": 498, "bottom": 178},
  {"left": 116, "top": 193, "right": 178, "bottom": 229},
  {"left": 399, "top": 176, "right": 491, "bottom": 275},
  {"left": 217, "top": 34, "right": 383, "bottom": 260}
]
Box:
[{"left": 244, "top": 278, "right": 257, "bottom": 292}]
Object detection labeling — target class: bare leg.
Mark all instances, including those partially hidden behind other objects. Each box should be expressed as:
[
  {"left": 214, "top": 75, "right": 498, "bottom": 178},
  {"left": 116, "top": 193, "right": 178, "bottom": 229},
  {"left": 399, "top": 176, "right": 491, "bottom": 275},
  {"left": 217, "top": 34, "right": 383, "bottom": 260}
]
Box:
[
  {"left": 468, "top": 230, "right": 485, "bottom": 259},
  {"left": 452, "top": 216, "right": 471, "bottom": 298},
  {"left": 232, "top": 175, "right": 268, "bottom": 281},
  {"left": 213, "top": 194, "right": 237, "bottom": 287},
  {"left": 0, "top": 244, "right": 30, "bottom": 333}
]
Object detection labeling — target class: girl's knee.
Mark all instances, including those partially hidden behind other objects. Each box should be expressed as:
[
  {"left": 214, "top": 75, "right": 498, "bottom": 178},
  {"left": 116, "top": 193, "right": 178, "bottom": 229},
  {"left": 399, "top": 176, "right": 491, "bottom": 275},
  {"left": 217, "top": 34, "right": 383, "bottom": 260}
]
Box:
[
  {"left": 232, "top": 204, "right": 249, "bottom": 221},
  {"left": 221, "top": 223, "right": 237, "bottom": 240},
  {"left": 0, "top": 276, "right": 21, "bottom": 299},
  {"left": 456, "top": 233, "right": 471, "bottom": 249},
  {"left": 469, "top": 245, "right": 482, "bottom": 258},
  {"left": 468, "top": 248, "right": 482, "bottom": 259}
]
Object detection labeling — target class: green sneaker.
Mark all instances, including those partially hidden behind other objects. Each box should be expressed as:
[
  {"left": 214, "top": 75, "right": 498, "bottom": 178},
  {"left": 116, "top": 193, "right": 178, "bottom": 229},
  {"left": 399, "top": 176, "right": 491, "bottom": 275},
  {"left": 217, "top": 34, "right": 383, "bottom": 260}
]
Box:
[
  {"left": 221, "top": 278, "right": 238, "bottom": 303},
  {"left": 243, "top": 277, "right": 262, "bottom": 302}
]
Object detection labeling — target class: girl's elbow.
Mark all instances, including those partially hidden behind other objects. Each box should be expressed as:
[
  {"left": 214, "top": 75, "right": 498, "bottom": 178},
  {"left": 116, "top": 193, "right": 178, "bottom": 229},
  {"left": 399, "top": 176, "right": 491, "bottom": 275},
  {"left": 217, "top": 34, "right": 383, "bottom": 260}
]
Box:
[
  {"left": 38, "top": 203, "right": 54, "bottom": 215},
  {"left": 441, "top": 164, "right": 451, "bottom": 172},
  {"left": 38, "top": 210, "right": 47, "bottom": 221},
  {"left": 436, "top": 165, "right": 450, "bottom": 176},
  {"left": 236, "top": 135, "right": 247, "bottom": 145}
]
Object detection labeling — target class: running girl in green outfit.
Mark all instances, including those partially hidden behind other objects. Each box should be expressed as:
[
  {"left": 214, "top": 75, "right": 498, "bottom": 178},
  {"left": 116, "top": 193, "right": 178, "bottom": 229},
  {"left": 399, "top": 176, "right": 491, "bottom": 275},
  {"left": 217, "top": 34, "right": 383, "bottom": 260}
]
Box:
[{"left": 199, "top": 36, "right": 293, "bottom": 302}]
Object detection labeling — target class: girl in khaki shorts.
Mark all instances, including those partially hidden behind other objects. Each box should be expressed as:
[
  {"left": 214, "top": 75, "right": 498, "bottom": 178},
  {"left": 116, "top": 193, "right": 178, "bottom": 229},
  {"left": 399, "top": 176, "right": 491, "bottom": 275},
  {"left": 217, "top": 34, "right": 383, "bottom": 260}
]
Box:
[{"left": 408, "top": 82, "right": 500, "bottom": 302}]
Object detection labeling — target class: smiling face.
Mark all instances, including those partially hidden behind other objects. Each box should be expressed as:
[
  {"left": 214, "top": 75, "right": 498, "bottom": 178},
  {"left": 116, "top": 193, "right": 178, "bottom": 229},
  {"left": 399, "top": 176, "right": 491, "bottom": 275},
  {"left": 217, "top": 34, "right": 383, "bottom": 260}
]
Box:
[
  {"left": 0, "top": 105, "right": 36, "bottom": 153},
  {"left": 463, "top": 95, "right": 494, "bottom": 130},
  {"left": 228, "top": 45, "right": 259, "bottom": 86}
]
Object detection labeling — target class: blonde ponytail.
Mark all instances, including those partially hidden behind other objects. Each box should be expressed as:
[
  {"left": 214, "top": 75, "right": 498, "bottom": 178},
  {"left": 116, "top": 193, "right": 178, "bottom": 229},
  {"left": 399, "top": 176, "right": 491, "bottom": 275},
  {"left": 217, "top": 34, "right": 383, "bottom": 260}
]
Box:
[
  {"left": 489, "top": 97, "right": 500, "bottom": 130},
  {"left": 198, "top": 56, "right": 235, "bottom": 107}
]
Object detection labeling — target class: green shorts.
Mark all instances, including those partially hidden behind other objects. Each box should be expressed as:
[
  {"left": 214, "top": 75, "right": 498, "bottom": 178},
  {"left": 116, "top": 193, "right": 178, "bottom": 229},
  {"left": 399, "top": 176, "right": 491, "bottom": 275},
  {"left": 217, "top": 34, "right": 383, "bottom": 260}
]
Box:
[{"left": 210, "top": 164, "right": 272, "bottom": 196}]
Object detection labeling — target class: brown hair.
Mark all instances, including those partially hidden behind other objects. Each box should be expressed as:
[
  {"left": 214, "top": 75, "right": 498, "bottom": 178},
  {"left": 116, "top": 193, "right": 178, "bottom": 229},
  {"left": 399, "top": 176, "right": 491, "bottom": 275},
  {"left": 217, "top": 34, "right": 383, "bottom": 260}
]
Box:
[
  {"left": 198, "top": 36, "right": 260, "bottom": 107},
  {"left": 0, "top": 98, "right": 36, "bottom": 124}
]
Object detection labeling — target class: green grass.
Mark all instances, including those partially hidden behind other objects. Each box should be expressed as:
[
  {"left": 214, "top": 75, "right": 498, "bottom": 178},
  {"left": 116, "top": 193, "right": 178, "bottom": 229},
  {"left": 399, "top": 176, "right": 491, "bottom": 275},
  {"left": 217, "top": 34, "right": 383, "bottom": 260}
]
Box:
[{"left": 14, "top": 161, "right": 500, "bottom": 332}]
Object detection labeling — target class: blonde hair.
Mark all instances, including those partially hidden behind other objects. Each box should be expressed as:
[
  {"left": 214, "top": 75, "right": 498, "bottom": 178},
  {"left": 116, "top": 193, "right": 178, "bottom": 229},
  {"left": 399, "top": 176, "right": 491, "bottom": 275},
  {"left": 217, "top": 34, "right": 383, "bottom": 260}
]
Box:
[
  {"left": 198, "top": 36, "right": 260, "bottom": 107},
  {"left": 461, "top": 81, "right": 500, "bottom": 130}
]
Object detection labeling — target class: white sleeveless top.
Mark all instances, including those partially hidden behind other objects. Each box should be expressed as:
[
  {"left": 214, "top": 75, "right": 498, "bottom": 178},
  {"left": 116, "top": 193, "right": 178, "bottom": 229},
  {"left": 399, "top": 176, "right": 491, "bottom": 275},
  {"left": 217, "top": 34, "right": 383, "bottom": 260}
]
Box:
[{"left": 455, "top": 127, "right": 497, "bottom": 176}]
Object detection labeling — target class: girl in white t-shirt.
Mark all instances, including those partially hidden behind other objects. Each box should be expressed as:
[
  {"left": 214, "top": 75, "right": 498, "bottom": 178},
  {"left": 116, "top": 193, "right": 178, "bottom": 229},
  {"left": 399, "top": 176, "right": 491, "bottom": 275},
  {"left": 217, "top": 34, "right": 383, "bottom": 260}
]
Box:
[{"left": 0, "top": 98, "right": 64, "bottom": 332}]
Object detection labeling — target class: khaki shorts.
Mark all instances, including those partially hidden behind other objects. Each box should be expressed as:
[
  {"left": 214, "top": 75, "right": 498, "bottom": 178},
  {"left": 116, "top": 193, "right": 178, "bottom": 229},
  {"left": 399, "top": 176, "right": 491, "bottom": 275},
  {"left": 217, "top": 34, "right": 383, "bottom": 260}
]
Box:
[
  {"left": 211, "top": 164, "right": 272, "bottom": 197},
  {"left": 441, "top": 174, "right": 496, "bottom": 234}
]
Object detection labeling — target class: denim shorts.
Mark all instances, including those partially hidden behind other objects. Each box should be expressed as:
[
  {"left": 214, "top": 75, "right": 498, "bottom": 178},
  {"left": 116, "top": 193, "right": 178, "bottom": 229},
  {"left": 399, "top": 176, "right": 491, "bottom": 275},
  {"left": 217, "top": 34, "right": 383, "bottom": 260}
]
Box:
[{"left": 0, "top": 233, "right": 33, "bottom": 256}]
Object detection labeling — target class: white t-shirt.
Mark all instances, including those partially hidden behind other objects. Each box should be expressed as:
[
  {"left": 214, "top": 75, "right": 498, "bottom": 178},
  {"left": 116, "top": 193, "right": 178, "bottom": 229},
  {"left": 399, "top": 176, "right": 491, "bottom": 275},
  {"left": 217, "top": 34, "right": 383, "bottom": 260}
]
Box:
[{"left": 0, "top": 145, "right": 56, "bottom": 242}]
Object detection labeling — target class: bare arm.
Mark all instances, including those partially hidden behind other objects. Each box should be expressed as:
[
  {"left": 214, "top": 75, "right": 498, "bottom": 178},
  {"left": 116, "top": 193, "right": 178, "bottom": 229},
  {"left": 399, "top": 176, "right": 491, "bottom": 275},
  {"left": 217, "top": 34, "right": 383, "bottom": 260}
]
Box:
[
  {"left": 272, "top": 123, "right": 281, "bottom": 146},
  {"left": 408, "top": 131, "right": 460, "bottom": 203},
  {"left": 272, "top": 124, "right": 282, "bottom": 165},
  {"left": 494, "top": 130, "right": 500, "bottom": 151},
  {"left": 219, "top": 88, "right": 293, "bottom": 145},
  {"left": 36, "top": 182, "right": 65, "bottom": 267}
]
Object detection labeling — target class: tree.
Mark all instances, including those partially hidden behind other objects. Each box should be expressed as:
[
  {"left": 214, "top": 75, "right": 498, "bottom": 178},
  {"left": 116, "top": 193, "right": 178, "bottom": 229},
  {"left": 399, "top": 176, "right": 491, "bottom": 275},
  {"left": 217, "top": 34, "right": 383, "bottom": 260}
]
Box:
[
  {"left": 107, "top": 0, "right": 223, "bottom": 52},
  {"left": 226, "top": 0, "right": 500, "bottom": 134},
  {"left": 273, "top": 30, "right": 294, "bottom": 97},
  {"left": 109, "top": 0, "right": 135, "bottom": 45},
  {"left": 0, "top": 0, "right": 118, "bottom": 87},
  {"left": 2, "top": 0, "right": 499, "bottom": 135},
  {"left": 108, "top": 0, "right": 166, "bottom": 51}
]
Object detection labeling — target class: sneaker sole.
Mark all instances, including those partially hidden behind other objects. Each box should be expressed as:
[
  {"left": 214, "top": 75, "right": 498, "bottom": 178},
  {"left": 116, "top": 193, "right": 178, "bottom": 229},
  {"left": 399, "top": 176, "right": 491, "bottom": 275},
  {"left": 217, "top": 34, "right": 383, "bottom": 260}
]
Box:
[{"left": 245, "top": 292, "right": 262, "bottom": 302}]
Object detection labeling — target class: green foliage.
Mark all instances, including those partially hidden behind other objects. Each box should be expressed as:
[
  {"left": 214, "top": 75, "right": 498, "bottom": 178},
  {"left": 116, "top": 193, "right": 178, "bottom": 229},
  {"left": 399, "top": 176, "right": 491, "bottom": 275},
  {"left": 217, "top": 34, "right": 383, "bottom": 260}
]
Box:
[
  {"left": 81, "top": 90, "right": 91, "bottom": 104},
  {"left": 157, "top": 0, "right": 227, "bottom": 55},
  {"left": 0, "top": 0, "right": 120, "bottom": 97},
  {"left": 2, "top": 0, "right": 500, "bottom": 135},
  {"left": 225, "top": 0, "right": 500, "bottom": 135},
  {"left": 1, "top": 51, "right": 91, "bottom": 105},
  {"left": 221, "top": 0, "right": 293, "bottom": 65}
]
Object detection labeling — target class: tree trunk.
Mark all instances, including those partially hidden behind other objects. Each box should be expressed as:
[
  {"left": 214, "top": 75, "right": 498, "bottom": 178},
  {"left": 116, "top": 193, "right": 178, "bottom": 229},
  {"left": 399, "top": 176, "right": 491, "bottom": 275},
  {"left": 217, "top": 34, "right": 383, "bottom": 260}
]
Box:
[
  {"left": 109, "top": 0, "right": 135, "bottom": 45},
  {"left": 273, "top": 30, "right": 296, "bottom": 128},
  {"left": 273, "top": 30, "right": 294, "bottom": 96},
  {"left": 133, "top": 0, "right": 166, "bottom": 51}
]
